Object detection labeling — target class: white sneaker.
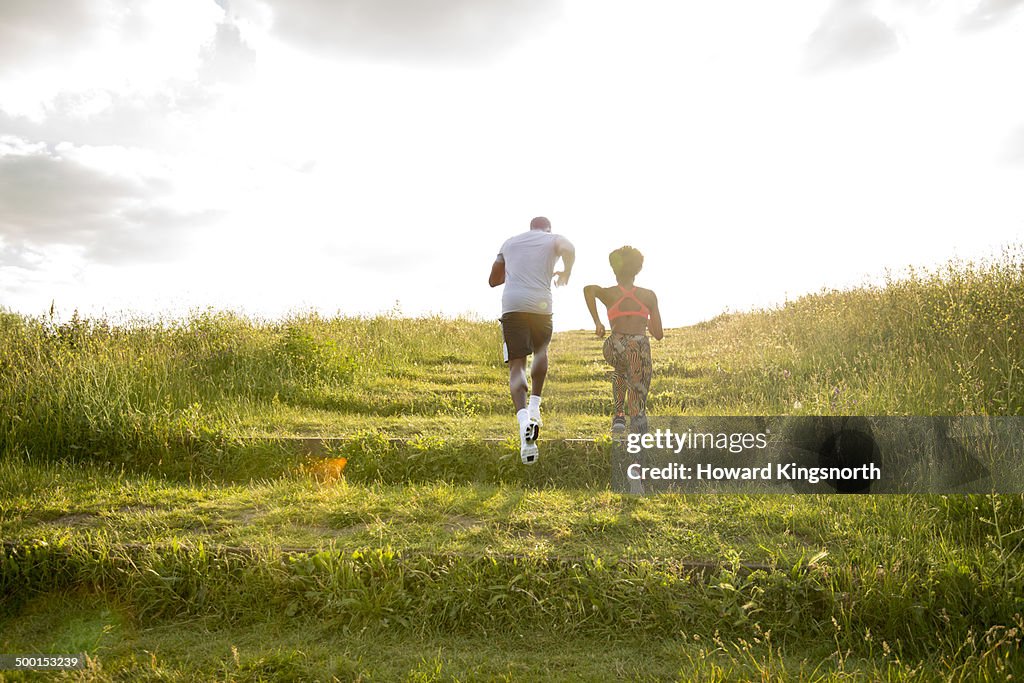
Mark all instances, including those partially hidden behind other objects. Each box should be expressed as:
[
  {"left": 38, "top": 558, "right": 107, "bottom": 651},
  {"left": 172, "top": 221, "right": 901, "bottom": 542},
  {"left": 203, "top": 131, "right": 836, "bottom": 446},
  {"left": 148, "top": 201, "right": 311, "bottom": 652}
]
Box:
[
  {"left": 520, "top": 418, "right": 540, "bottom": 464},
  {"left": 521, "top": 440, "right": 539, "bottom": 465},
  {"left": 524, "top": 416, "right": 540, "bottom": 443},
  {"left": 527, "top": 406, "right": 543, "bottom": 428}
]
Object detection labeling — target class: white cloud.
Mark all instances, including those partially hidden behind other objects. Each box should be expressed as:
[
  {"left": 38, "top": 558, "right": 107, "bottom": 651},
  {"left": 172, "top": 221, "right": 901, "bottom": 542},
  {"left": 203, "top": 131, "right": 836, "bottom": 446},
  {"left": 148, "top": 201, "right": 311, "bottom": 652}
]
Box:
[
  {"left": 0, "top": 4, "right": 255, "bottom": 150},
  {"left": 198, "top": 21, "right": 258, "bottom": 85},
  {"left": 242, "top": 0, "right": 563, "bottom": 63},
  {"left": 959, "top": 0, "right": 1024, "bottom": 31},
  {"left": 0, "top": 138, "right": 219, "bottom": 266},
  {"left": 0, "top": 0, "right": 107, "bottom": 70},
  {"left": 803, "top": 0, "right": 1024, "bottom": 73},
  {"left": 805, "top": 0, "right": 901, "bottom": 72},
  {"left": 0, "top": 0, "right": 231, "bottom": 119},
  {"left": 0, "top": 89, "right": 203, "bottom": 149}
]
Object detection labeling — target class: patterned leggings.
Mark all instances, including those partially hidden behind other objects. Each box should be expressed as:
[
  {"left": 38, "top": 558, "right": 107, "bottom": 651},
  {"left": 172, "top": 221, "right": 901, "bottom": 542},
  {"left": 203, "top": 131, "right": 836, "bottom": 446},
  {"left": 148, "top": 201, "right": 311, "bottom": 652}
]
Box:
[{"left": 602, "top": 333, "right": 652, "bottom": 417}]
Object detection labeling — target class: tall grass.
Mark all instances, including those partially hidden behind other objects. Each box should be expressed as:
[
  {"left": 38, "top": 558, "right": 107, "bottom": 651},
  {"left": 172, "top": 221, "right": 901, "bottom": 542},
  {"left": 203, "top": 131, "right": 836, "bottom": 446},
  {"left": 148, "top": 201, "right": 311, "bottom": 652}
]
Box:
[
  {"left": 0, "top": 310, "right": 500, "bottom": 469},
  {"left": 2, "top": 539, "right": 1021, "bottom": 665},
  {"left": 691, "top": 245, "right": 1024, "bottom": 415}
]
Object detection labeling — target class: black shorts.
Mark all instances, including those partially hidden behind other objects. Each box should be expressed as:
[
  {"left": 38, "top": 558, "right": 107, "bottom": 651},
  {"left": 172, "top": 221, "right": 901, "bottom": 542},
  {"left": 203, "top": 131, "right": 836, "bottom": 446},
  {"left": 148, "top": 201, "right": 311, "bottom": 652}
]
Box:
[{"left": 500, "top": 312, "right": 553, "bottom": 362}]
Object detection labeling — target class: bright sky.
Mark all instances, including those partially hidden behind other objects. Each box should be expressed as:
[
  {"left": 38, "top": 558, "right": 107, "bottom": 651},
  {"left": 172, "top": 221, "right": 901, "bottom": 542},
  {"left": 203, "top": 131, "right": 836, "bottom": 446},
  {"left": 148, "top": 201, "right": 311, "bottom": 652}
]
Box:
[{"left": 1, "top": 0, "right": 1022, "bottom": 330}]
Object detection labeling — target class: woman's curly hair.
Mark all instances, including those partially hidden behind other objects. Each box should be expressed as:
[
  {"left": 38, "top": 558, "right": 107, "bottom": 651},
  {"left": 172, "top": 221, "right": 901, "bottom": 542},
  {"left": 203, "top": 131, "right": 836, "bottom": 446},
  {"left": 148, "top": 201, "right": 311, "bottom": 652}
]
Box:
[{"left": 609, "top": 246, "right": 644, "bottom": 279}]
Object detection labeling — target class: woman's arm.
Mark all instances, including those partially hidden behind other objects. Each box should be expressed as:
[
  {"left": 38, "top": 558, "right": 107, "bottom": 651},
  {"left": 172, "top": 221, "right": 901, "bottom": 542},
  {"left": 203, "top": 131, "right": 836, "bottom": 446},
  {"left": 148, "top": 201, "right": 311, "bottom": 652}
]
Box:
[
  {"left": 647, "top": 291, "right": 664, "bottom": 340},
  {"left": 583, "top": 285, "right": 606, "bottom": 338}
]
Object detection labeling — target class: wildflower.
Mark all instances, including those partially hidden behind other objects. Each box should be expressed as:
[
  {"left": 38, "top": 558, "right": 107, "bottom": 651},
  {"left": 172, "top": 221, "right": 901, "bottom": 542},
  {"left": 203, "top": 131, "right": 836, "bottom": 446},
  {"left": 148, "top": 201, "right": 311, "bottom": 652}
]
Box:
[{"left": 793, "top": 400, "right": 803, "bottom": 410}]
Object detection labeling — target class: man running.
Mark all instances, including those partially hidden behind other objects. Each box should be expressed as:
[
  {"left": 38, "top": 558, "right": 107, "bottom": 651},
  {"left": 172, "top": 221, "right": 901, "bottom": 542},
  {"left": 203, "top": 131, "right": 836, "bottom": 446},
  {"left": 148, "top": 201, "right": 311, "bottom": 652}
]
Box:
[{"left": 489, "top": 216, "right": 575, "bottom": 464}]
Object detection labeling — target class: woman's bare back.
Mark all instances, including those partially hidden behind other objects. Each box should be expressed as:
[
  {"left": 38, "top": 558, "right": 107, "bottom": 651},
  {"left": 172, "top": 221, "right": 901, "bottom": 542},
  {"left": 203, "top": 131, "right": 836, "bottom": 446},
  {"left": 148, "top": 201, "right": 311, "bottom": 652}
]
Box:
[{"left": 598, "top": 285, "right": 660, "bottom": 337}]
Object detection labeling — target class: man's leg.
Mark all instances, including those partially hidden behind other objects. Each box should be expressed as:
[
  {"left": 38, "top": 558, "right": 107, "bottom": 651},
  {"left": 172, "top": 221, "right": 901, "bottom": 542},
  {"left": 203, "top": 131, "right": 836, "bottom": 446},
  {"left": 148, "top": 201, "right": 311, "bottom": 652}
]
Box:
[
  {"left": 509, "top": 354, "right": 539, "bottom": 463},
  {"left": 503, "top": 314, "right": 538, "bottom": 463},
  {"left": 525, "top": 344, "right": 548, "bottom": 439},
  {"left": 509, "top": 357, "right": 529, "bottom": 412},
  {"left": 529, "top": 344, "right": 548, "bottom": 398},
  {"left": 525, "top": 314, "right": 553, "bottom": 435},
  {"left": 503, "top": 313, "right": 538, "bottom": 464}
]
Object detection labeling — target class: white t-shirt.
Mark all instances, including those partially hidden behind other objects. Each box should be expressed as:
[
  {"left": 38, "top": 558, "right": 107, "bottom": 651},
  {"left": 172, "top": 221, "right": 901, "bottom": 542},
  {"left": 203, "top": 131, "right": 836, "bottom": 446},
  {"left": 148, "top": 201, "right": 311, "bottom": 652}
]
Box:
[{"left": 498, "top": 230, "right": 565, "bottom": 315}]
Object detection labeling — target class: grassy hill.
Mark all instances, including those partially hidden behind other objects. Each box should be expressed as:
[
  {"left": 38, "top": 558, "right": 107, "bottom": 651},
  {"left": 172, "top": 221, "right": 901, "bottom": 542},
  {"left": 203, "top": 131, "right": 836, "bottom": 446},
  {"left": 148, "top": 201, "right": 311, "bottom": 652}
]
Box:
[{"left": 1, "top": 248, "right": 1023, "bottom": 680}]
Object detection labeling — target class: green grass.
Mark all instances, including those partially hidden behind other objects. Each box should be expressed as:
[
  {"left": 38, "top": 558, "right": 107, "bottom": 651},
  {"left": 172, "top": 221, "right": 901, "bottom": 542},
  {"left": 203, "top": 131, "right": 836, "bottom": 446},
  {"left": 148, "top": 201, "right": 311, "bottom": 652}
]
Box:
[
  {"left": 9, "top": 592, "right": 1016, "bottom": 682},
  {"left": 1, "top": 247, "right": 1023, "bottom": 680},
  {"left": 3, "top": 457, "right": 1023, "bottom": 569}
]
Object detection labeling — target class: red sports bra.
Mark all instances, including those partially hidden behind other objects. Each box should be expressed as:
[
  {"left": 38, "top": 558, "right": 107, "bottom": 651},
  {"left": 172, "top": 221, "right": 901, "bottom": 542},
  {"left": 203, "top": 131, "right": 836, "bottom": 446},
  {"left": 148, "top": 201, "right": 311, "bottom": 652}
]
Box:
[{"left": 607, "top": 286, "right": 650, "bottom": 321}]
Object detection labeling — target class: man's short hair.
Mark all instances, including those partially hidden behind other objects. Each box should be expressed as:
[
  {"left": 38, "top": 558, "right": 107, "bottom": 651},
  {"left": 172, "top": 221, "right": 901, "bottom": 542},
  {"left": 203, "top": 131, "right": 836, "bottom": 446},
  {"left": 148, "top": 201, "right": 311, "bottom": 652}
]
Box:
[
  {"left": 609, "top": 246, "right": 644, "bottom": 279},
  {"left": 530, "top": 216, "right": 551, "bottom": 231}
]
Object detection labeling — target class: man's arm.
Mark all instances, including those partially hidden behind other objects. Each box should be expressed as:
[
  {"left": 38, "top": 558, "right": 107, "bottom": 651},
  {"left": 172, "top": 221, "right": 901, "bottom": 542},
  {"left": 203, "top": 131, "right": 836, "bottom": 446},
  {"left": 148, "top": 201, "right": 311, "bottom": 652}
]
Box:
[
  {"left": 553, "top": 236, "right": 575, "bottom": 287},
  {"left": 583, "top": 285, "right": 606, "bottom": 338},
  {"left": 488, "top": 255, "right": 505, "bottom": 287}
]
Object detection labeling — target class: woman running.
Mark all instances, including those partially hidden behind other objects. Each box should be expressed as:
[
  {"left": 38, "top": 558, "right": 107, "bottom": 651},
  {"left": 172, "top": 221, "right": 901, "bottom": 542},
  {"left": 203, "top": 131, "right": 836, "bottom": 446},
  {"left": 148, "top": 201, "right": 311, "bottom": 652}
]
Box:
[{"left": 583, "top": 246, "right": 663, "bottom": 433}]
